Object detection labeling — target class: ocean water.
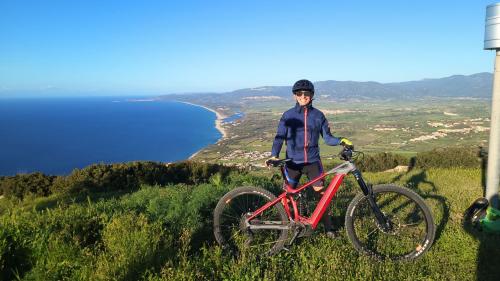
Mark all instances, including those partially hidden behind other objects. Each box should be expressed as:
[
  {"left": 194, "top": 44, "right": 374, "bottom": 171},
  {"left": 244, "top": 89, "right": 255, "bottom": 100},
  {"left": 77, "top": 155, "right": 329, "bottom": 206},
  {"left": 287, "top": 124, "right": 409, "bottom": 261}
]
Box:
[{"left": 0, "top": 97, "right": 221, "bottom": 175}]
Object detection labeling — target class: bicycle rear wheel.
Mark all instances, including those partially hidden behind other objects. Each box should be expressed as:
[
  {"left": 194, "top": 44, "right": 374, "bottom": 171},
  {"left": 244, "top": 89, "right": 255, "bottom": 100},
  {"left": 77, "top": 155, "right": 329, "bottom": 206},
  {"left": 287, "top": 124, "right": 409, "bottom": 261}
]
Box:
[
  {"left": 345, "top": 185, "right": 435, "bottom": 261},
  {"left": 213, "top": 186, "right": 289, "bottom": 256}
]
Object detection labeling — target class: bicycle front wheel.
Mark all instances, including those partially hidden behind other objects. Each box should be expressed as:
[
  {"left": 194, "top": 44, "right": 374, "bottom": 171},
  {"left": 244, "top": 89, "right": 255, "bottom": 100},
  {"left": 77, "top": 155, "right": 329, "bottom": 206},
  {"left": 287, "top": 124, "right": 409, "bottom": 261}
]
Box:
[
  {"left": 213, "top": 186, "right": 289, "bottom": 256},
  {"left": 345, "top": 185, "right": 435, "bottom": 261}
]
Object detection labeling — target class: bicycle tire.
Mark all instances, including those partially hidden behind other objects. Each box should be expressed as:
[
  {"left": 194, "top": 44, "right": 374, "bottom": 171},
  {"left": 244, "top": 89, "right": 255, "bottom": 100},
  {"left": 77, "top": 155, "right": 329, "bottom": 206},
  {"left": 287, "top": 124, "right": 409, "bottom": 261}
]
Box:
[
  {"left": 345, "top": 184, "right": 435, "bottom": 261},
  {"left": 213, "top": 186, "right": 289, "bottom": 256}
]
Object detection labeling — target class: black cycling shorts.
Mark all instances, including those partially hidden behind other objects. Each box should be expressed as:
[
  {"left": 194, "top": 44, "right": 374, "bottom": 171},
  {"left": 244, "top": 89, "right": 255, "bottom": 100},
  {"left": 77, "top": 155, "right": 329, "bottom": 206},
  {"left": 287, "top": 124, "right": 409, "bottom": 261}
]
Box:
[{"left": 284, "top": 161, "right": 324, "bottom": 188}]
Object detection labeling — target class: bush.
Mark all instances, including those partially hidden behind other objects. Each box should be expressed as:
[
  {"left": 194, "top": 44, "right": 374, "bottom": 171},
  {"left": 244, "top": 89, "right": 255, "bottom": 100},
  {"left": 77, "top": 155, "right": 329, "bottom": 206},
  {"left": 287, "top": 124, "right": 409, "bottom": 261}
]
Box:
[
  {"left": 91, "top": 213, "right": 166, "bottom": 280},
  {"left": 0, "top": 176, "right": 4, "bottom": 196},
  {"left": 0, "top": 227, "right": 31, "bottom": 280},
  {"left": 0, "top": 161, "right": 237, "bottom": 200},
  {"left": 355, "top": 152, "right": 409, "bottom": 172},
  {"left": 23, "top": 236, "right": 87, "bottom": 281},
  {"left": 354, "top": 147, "right": 482, "bottom": 172},
  {"left": 163, "top": 161, "right": 234, "bottom": 185},
  {"left": 58, "top": 163, "right": 141, "bottom": 194},
  {"left": 58, "top": 161, "right": 235, "bottom": 194},
  {"left": 0, "top": 173, "right": 56, "bottom": 200},
  {"left": 415, "top": 147, "right": 481, "bottom": 169}
]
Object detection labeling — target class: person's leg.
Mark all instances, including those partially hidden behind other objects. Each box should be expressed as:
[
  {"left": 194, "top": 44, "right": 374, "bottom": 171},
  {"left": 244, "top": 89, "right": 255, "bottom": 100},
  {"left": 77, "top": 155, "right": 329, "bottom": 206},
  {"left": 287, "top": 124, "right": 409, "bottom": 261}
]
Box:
[
  {"left": 284, "top": 161, "right": 302, "bottom": 188},
  {"left": 305, "top": 161, "right": 334, "bottom": 232}
]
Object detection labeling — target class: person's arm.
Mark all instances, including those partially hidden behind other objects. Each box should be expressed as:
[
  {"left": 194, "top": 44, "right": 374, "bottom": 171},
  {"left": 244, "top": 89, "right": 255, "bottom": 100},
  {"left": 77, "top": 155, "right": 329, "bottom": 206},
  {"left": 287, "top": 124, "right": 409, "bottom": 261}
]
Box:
[
  {"left": 271, "top": 114, "right": 288, "bottom": 157},
  {"left": 320, "top": 115, "right": 341, "bottom": 146}
]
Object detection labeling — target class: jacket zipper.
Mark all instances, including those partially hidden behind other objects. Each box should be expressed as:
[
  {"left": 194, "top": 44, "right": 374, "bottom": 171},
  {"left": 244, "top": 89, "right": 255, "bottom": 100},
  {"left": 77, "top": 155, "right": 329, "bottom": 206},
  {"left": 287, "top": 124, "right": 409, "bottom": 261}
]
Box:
[{"left": 304, "top": 107, "right": 308, "bottom": 163}]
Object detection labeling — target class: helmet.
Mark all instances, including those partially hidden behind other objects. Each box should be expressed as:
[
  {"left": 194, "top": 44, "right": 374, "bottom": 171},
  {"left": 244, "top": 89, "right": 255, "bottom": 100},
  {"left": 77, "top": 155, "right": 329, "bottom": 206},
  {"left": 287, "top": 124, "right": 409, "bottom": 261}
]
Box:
[{"left": 292, "top": 79, "right": 315, "bottom": 94}]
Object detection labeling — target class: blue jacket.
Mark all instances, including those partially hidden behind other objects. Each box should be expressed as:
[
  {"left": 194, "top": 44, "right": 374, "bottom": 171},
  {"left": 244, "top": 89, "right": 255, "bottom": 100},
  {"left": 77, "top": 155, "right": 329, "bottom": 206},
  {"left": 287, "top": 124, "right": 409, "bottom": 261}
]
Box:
[{"left": 272, "top": 103, "right": 341, "bottom": 163}]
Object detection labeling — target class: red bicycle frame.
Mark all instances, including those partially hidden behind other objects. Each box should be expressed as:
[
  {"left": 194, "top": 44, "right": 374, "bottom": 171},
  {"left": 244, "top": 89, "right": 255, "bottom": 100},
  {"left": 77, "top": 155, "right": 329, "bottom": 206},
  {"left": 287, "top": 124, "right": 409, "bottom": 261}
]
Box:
[{"left": 247, "top": 162, "right": 355, "bottom": 229}]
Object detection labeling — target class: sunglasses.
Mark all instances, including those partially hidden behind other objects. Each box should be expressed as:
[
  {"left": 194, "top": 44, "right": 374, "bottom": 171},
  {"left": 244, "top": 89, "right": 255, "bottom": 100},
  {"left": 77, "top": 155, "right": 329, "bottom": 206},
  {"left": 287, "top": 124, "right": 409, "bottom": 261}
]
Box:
[{"left": 295, "top": 91, "right": 313, "bottom": 97}]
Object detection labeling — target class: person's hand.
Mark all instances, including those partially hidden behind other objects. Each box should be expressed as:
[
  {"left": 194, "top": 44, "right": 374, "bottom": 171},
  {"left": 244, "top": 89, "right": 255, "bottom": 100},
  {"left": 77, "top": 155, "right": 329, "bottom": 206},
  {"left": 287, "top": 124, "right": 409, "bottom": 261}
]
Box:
[
  {"left": 265, "top": 156, "right": 279, "bottom": 169},
  {"left": 339, "top": 137, "right": 354, "bottom": 149}
]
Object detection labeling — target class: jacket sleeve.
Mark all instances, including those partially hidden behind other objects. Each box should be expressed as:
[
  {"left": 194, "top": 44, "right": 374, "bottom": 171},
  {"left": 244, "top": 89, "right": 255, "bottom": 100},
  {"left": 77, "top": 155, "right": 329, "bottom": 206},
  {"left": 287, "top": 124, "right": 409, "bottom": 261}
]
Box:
[
  {"left": 271, "top": 113, "right": 287, "bottom": 157},
  {"left": 320, "top": 114, "right": 341, "bottom": 146}
]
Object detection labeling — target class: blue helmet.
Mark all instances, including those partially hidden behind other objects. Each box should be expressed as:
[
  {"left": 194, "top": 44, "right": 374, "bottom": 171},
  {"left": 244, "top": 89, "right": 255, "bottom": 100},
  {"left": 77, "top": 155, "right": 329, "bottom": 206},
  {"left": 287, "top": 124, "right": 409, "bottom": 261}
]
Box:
[{"left": 292, "top": 79, "right": 315, "bottom": 94}]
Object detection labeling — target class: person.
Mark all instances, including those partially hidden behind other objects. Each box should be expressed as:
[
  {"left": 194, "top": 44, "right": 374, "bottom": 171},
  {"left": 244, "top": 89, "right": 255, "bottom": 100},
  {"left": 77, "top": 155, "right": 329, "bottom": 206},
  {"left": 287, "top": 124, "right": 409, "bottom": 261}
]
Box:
[{"left": 265, "top": 79, "right": 352, "bottom": 238}]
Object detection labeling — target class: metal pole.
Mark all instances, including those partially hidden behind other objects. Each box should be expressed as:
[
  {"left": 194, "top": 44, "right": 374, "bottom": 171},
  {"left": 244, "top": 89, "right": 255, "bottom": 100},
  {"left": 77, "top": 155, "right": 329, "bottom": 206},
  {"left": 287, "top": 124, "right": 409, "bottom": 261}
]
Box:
[{"left": 486, "top": 50, "right": 500, "bottom": 208}]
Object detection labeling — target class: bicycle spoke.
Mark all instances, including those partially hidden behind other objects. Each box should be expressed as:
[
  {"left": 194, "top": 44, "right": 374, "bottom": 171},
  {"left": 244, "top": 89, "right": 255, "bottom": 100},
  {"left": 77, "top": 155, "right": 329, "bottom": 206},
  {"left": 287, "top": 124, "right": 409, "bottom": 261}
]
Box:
[
  {"left": 214, "top": 187, "right": 289, "bottom": 256},
  {"left": 346, "top": 186, "right": 434, "bottom": 260},
  {"left": 400, "top": 222, "right": 422, "bottom": 227},
  {"left": 366, "top": 228, "right": 378, "bottom": 238},
  {"left": 221, "top": 213, "right": 240, "bottom": 221},
  {"left": 231, "top": 197, "right": 246, "bottom": 214}
]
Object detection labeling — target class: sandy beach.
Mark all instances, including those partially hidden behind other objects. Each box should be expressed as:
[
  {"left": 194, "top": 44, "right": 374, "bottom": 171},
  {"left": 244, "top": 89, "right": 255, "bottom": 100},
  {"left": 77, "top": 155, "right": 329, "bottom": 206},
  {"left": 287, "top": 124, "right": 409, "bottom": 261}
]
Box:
[{"left": 176, "top": 101, "right": 228, "bottom": 159}]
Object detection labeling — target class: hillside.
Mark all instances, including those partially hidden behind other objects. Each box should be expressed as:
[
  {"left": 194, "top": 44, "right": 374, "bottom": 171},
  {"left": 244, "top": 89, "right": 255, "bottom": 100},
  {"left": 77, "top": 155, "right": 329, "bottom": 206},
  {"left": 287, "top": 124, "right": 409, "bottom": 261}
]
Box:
[
  {"left": 1, "top": 163, "right": 499, "bottom": 280},
  {"left": 153, "top": 73, "right": 493, "bottom": 164}
]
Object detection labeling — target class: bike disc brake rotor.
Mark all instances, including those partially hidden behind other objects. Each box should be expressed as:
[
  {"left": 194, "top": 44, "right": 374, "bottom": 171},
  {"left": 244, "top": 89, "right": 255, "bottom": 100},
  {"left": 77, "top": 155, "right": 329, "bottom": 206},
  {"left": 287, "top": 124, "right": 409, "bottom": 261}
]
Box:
[{"left": 374, "top": 213, "right": 401, "bottom": 235}]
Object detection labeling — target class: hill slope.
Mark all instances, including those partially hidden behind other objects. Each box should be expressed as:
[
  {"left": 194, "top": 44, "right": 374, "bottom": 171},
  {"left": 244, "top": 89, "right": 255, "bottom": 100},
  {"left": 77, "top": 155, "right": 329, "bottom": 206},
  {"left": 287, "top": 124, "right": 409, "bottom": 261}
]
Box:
[{"left": 1, "top": 166, "right": 499, "bottom": 280}]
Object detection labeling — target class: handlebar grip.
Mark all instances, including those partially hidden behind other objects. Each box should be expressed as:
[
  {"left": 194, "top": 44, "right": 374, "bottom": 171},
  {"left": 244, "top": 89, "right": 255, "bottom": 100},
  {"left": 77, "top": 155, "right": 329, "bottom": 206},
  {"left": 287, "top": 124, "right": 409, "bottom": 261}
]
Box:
[{"left": 266, "top": 159, "right": 292, "bottom": 167}]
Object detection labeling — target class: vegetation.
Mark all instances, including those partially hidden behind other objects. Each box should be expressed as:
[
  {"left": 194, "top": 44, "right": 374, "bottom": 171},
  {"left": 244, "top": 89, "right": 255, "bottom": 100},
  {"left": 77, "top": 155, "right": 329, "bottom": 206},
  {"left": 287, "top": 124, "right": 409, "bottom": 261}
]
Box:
[
  {"left": 355, "top": 147, "right": 482, "bottom": 172},
  {"left": 355, "top": 152, "right": 410, "bottom": 172},
  {"left": 1, "top": 158, "right": 499, "bottom": 280},
  {"left": 0, "top": 173, "right": 56, "bottom": 200},
  {"left": 415, "top": 147, "right": 483, "bottom": 169},
  {"left": 0, "top": 161, "right": 234, "bottom": 201}
]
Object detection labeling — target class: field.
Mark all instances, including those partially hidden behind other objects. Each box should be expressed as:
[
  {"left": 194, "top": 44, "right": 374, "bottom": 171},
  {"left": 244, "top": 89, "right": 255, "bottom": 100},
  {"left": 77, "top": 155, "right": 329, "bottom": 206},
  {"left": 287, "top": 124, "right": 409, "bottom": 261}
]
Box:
[
  {"left": 1, "top": 165, "right": 499, "bottom": 280},
  {"left": 190, "top": 97, "right": 491, "bottom": 166}
]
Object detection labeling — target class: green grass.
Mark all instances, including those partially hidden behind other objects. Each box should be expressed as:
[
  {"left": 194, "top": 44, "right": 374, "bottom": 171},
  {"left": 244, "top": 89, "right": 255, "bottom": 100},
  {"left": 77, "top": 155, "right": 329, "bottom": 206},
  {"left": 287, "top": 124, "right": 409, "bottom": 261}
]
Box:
[{"left": 1, "top": 168, "right": 499, "bottom": 280}]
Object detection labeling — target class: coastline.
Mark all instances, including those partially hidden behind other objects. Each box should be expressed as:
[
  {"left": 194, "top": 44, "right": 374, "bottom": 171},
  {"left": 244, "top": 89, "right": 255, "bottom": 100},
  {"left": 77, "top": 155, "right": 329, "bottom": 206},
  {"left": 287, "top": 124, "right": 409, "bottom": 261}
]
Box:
[{"left": 175, "top": 101, "right": 228, "bottom": 159}]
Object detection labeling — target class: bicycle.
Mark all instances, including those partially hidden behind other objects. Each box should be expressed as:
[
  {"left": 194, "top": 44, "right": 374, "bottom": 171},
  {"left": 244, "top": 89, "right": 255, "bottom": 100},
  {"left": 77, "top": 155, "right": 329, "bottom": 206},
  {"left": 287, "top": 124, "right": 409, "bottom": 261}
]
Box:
[{"left": 213, "top": 146, "right": 436, "bottom": 261}]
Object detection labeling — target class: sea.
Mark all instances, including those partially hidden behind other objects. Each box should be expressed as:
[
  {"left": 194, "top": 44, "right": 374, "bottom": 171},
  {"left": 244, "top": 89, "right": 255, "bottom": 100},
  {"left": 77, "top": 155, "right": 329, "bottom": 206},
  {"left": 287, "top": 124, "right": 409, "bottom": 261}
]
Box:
[{"left": 0, "top": 96, "right": 222, "bottom": 176}]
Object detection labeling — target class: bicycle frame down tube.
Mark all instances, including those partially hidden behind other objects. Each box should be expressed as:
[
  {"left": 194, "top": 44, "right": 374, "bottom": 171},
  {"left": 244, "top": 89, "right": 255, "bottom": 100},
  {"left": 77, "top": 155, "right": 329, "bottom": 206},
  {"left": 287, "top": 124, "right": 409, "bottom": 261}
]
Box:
[
  {"left": 246, "top": 164, "right": 350, "bottom": 224},
  {"left": 246, "top": 171, "right": 329, "bottom": 222},
  {"left": 304, "top": 173, "right": 345, "bottom": 228},
  {"left": 246, "top": 192, "right": 287, "bottom": 222}
]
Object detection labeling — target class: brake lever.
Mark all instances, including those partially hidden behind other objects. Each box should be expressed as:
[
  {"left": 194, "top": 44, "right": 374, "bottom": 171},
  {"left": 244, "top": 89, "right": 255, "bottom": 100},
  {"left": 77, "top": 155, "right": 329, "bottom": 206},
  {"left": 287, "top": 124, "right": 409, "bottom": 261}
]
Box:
[{"left": 339, "top": 147, "right": 354, "bottom": 161}]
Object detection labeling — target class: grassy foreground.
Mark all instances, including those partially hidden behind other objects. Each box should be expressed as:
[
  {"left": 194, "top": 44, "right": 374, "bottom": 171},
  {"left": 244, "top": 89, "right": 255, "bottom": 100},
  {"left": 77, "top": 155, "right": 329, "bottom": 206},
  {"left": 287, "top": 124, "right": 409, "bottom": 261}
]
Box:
[{"left": 1, "top": 167, "right": 500, "bottom": 281}]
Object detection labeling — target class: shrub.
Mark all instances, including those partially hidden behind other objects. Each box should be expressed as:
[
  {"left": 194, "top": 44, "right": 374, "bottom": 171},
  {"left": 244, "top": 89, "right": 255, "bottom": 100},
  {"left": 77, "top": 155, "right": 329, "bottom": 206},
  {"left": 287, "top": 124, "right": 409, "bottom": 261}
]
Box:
[
  {"left": 0, "top": 161, "right": 236, "bottom": 200},
  {"left": 0, "top": 222, "right": 32, "bottom": 280},
  {"left": 354, "top": 147, "right": 482, "bottom": 172},
  {"left": 23, "top": 237, "right": 87, "bottom": 281},
  {"left": 355, "top": 152, "right": 409, "bottom": 172},
  {"left": 163, "top": 161, "right": 233, "bottom": 185},
  {"left": 57, "top": 161, "right": 236, "bottom": 194},
  {"left": 0, "top": 173, "right": 56, "bottom": 200},
  {"left": 43, "top": 206, "right": 104, "bottom": 249},
  {"left": 415, "top": 147, "right": 481, "bottom": 169},
  {"left": 61, "top": 163, "right": 140, "bottom": 194},
  {"left": 92, "top": 213, "right": 166, "bottom": 280}
]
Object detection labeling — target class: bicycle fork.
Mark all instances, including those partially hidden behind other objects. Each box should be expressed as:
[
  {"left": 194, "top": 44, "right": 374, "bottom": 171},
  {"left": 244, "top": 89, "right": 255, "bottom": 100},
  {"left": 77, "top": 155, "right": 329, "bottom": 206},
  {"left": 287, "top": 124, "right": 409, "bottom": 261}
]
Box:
[{"left": 352, "top": 169, "right": 392, "bottom": 232}]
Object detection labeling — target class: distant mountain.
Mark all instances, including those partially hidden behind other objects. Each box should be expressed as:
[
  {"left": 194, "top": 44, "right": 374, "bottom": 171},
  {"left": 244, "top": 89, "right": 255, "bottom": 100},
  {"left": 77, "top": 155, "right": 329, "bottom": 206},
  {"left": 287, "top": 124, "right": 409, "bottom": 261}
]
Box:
[
  {"left": 159, "top": 72, "right": 493, "bottom": 102},
  {"left": 387, "top": 72, "right": 492, "bottom": 98}
]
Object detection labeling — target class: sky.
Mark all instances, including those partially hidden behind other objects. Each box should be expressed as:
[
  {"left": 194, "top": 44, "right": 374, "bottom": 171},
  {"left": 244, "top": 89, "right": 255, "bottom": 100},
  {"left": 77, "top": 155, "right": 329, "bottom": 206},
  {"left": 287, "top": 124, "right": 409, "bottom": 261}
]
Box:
[{"left": 0, "top": 0, "right": 497, "bottom": 96}]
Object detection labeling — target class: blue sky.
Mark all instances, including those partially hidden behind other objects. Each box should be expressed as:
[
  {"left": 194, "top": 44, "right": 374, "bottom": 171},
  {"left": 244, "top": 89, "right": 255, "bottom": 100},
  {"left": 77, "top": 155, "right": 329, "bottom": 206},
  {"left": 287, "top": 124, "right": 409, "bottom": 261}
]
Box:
[{"left": 0, "top": 0, "right": 497, "bottom": 96}]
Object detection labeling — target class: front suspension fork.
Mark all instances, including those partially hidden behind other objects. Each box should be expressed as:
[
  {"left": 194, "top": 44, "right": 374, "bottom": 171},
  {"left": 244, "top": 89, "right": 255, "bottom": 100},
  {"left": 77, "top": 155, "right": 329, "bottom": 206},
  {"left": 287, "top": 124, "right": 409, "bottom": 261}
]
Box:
[{"left": 352, "top": 169, "right": 391, "bottom": 231}]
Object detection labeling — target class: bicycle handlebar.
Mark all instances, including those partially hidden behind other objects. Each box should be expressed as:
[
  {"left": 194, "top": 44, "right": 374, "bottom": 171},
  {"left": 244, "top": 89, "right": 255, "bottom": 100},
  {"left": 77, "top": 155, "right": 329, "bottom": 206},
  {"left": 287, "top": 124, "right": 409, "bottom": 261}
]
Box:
[
  {"left": 266, "top": 145, "right": 359, "bottom": 168},
  {"left": 339, "top": 146, "right": 354, "bottom": 161},
  {"left": 266, "top": 158, "right": 292, "bottom": 167}
]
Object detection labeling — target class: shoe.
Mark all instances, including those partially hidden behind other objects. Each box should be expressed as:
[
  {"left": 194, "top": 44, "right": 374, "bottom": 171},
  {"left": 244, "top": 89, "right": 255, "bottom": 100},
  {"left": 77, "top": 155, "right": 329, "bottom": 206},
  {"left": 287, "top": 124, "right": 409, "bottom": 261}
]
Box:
[{"left": 325, "top": 231, "right": 340, "bottom": 239}]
